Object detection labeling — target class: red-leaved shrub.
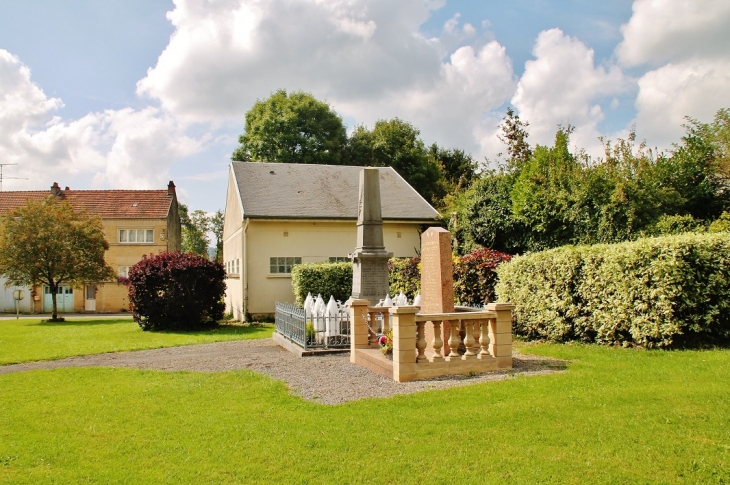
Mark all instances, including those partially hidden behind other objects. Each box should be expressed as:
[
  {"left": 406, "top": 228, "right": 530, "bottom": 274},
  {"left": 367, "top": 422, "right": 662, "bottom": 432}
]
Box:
[
  {"left": 453, "top": 248, "right": 512, "bottom": 306},
  {"left": 128, "top": 252, "right": 226, "bottom": 331}
]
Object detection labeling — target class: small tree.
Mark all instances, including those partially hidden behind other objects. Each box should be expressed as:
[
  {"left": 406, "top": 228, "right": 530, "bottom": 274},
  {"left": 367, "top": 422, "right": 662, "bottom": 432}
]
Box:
[
  {"left": 0, "top": 197, "right": 115, "bottom": 321},
  {"left": 127, "top": 252, "right": 225, "bottom": 331}
]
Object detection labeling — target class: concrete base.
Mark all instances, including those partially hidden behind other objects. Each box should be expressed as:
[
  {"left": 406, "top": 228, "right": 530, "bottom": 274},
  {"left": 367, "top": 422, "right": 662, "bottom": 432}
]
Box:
[
  {"left": 352, "top": 348, "right": 394, "bottom": 379},
  {"left": 272, "top": 332, "right": 350, "bottom": 357}
]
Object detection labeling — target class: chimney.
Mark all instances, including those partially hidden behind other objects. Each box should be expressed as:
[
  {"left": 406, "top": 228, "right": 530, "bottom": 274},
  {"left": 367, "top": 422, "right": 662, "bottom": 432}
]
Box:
[
  {"left": 167, "top": 180, "right": 176, "bottom": 197},
  {"left": 50, "top": 182, "right": 62, "bottom": 196},
  {"left": 65, "top": 186, "right": 70, "bottom": 191}
]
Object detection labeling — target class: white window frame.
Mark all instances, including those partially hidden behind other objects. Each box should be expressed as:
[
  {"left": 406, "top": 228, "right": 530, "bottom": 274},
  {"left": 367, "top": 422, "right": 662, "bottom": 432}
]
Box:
[
  {"left": 119, "top": 229, "right": 154, "bottom": 244},
  {"left": 269, "top": 257, "right": 301, "bottom": 274}
]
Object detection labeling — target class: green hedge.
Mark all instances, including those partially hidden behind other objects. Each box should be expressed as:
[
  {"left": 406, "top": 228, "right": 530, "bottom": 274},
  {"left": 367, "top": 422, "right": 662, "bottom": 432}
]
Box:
[
  {"left": 388, "top": 257, "right": 421, "bottom": 297},
  {"left": 495, "top": 233, "right": 730, "bottom": 348},
  {"left": 290, "top": 262, "right": 353, "bottom": 306},
  {"left": 454, "top": 248, "right": 512, "bottom": 306}
]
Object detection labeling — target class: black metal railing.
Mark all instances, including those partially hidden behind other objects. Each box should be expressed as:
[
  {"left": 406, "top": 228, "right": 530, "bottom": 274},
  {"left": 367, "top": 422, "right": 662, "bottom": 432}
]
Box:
[{"left": 275, "top": 302, "right": 351, "bottom": 350}]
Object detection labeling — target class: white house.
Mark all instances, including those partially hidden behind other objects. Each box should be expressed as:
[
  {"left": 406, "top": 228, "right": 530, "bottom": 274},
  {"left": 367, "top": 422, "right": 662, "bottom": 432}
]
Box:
[{"left": 222, "top": 162, "right": 440, "bottom": 320}]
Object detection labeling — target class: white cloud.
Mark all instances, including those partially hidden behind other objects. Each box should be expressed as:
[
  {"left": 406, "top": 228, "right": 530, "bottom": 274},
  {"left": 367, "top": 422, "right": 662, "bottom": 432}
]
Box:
[
  {"left": 0, "top": 49, "right": 201, "bottom": 192},
  {"left": 510, "top": 29, "right": 628, "bottom": 156},
  {"left": 616, "top": 0, "right": 730, "bottom": 151},
  {"left": 617, "top": 0, "right": 730, "bottom": 67}
]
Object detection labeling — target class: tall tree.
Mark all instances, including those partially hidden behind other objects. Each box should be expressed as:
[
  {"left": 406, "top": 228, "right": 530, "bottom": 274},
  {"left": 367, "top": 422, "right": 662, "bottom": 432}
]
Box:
[
  {"left": 0, "top": 197, "right": 115, "bottom": 321},
  {"left": 232, "top": 89, "right": 347, "bottom": 165},
  {"left": 498, "top": 107, "right": 533, "bottom": 173},
  {"left": 210, "top": 210, "right": 224, "bottom": 262},
  {"left": 346, "top": 118, "right": 445, "bottom": 204},
  {"left": 429, "top": 144, "right": 479, "bottom": 190},
  {"left": 179, "top": 203, "right": 210, "bottom": 256}
]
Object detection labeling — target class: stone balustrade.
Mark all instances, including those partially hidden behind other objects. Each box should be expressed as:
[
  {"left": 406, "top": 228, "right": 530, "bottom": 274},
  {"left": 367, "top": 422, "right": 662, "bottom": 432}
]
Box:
[{"left": 349, "top": 299, "right": 515, "bottom": 382}]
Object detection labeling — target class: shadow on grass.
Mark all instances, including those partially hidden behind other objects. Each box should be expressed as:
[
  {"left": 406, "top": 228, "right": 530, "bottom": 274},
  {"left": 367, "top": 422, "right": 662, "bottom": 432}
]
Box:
[{"left": 36, "top": 319, "right": 132, "bottom": 327}]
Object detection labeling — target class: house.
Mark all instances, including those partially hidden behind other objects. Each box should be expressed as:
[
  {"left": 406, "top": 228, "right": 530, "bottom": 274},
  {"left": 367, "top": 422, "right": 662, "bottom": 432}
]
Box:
[
  {"left": 222, "top": 162, "right": 440, "bottom": 320},
  {"left": 0, "top": 182, "right": 181, "bottom": 313}
]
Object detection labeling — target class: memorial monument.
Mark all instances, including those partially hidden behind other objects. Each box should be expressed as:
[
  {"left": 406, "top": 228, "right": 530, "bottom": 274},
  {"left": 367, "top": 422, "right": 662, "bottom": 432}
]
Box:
[
  {"left": 350, "top": 168, "right": 392, "bottom": 306},
  {"left": 420, "top": 226, "right": 456, "bottom": 356}
]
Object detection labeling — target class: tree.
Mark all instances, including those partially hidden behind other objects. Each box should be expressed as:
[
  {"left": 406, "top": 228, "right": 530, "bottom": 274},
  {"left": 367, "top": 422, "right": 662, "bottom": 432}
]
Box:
[
  {"left": 232, "top": 89, "right": 347, "bottom": 165},
  {"left": 128, "top": 252, "right": 225, "bottom": 331},
  {"left": 179, "top": 203, "right": 210, "bottom": 256},
  {"left": 210, "top": 210, "right": 224, "bottom": 262},
  {"left": 498, "top": 107, "right": 533, "bottom": 173},
  {"left": 0, "top": 197, "right": 115, "bottom": 321},
  {"left": 428, "top": 144, "right": 479, "bottom": 190},
  {"left": 345, "top": 118, "right": 445, "bottom": 204}
]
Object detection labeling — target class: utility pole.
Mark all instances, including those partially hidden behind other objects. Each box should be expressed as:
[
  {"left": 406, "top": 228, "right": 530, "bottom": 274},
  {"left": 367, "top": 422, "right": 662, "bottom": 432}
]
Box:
[{"left": 0, "top": 164, "right": 27, "bottom": 191}]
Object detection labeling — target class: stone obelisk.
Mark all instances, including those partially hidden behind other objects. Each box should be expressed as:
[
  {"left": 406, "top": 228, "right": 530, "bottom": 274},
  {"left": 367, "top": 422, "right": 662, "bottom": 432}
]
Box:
[{"left": 350, "top": 168, "right": 392, "bottom": 306}]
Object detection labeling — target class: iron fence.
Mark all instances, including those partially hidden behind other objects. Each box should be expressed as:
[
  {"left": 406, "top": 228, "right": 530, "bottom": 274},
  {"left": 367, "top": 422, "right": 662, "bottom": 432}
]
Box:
[{"left": 275, "top": 302, "right": 351, "bottom": 350}]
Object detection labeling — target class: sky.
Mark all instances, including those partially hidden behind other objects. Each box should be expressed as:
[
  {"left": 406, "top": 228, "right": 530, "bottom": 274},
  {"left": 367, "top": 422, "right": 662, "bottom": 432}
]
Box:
[{"left": 1, "top": 0, "right": 729, "bottom": 212}]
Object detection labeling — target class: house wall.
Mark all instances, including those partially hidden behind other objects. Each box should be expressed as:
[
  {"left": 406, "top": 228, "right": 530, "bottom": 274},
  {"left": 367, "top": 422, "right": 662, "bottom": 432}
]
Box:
[
  {"left": 222, "top": 172, "right": 244, "bottom": 319},
  {"left": 229, "top": 219, "right": 427, "bottom": 318}
]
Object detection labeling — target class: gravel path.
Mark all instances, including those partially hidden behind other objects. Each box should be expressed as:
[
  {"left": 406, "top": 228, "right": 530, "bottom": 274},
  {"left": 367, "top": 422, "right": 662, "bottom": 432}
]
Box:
[{"left": 0, "top": 339, "right": 567, "bottom": 405}]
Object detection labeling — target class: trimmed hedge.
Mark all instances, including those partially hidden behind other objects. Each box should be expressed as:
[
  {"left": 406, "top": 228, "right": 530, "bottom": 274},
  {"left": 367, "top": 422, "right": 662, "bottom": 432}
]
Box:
[
  {"left": 291, "top": 262, "right": 352, "bottom": 306},
  {"left": 496, "top": 233, "right": 730, "bottom": 348},
  {"left": 388, "top": 257, "right": 421, "bottom": 297}
]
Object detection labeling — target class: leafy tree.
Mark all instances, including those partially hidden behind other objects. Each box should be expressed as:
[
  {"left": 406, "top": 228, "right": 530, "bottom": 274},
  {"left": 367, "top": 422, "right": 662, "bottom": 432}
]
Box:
[
  {"left": 128, "top": 252, "right": 225, "bottom": 331},
  {"left": 498, "top": 107, "right": 533, "bottom": 172},
  {"left": 210, "top": 210, "right": 224, "bottom": 262},
  {"left": 0, "top": 197, "right": 115, "bottom": 321},
  {"left": 429, "top": 144, "right": 479, "bottom": 189},
  {"left": 232, "top": 89, "right": 347, "bottom": 165},
  {"left": 346, "top": 118, "right": 445, "bottom": 204},
  {"left": 179, "top": 203, "right": 210, "bottom": 256}
]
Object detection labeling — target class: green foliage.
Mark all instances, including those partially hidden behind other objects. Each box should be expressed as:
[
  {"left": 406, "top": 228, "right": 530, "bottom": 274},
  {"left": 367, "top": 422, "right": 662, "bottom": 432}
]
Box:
[
  {"left": 305, "top": 322, "right": 316, "bottom": 343},
  {"left": 179, "top": 203, "right": 211, "bottom": 256},
  {"left": 128, "top": 252, "right": 226, "bottom": 331},
  {"left": 387, "top": 257, "right": 421, "bottom": 297},
  {"left": 709, "top": 211, "right": 730, "bottom": 232},
  {"left": 497, "top": 106, "right": 533, "bottom": 172},
  {"left": 652, "top": 214, "right": 704, "bottom": 235},
  {"left": 290, "top": 262, "right": 352, "bottom": 305},
  {"left": 496, "top": 233, "right": 730, "bottom": 347},
  {"left": 453, "top": 248, "right": 512, "bottom": 306},
  {"left": 345, "top": 118, "right": 445, "bottom": 204},
  {"left": 210, "top": 209, "right": 224, "bottom": 262},
  {"left": 428, "top": 144, "right": 478, "bottom": 190},
  {"left": 232, "top": 89, "right": 347, "bottom": 165},
  {"left": 0, "top": 197, "right": 116, "bottom": 320}
]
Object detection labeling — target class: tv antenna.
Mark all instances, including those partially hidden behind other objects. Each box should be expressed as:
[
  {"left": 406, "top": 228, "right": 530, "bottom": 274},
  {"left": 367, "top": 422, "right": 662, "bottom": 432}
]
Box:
[{"left": 0, "top": 164, "right": 27, "bottom": 192}]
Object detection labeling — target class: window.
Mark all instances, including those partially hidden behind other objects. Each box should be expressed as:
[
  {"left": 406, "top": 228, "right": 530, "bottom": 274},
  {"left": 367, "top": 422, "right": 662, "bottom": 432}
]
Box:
[
  {"left": 118, "top": 266, "right": 130, "bottom": 278},
  {"left": 119, "top": 229, "right": 153, "bottom": 244},
  {"left": 269, "top": 257, "right": 301, "bottom": 274},
  {"left": 328, "top": 257, "right": 350, "bottom": 263}
]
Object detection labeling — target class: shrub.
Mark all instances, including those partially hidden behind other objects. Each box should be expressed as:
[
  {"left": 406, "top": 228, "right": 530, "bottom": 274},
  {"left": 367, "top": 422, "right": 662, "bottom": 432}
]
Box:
[
  {"left": 496, "top": 233, "right": 730, "bottom": 348},
  {"left": 652, "top": 214, "right": 704, "bottom": 235},
  {"left": 388, "top": 257, "right": 421, "bottom": 297},
  {"left": 290, "top": 262, "right": 352, "bottom": 306},
  {"left": 453, "top": 248, "right": 512, "bottom": 306},
  {"left": 128, "top": 252, "right": 226, "bottom": 331},
  {"left": 709, "top": 211, "right": 730, "bottom": 233}
]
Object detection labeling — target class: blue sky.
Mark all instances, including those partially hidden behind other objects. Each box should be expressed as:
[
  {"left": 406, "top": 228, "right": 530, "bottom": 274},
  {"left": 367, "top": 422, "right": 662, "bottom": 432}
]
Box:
[{"left": 1, "top": 0, "right": 728, "bottom": 212}]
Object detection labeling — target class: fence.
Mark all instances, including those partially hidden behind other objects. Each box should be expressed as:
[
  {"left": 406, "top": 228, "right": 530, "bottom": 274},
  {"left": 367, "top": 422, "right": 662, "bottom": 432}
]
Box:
[{"left": 275, "top": 302, "right": 351, "bottom": 350}]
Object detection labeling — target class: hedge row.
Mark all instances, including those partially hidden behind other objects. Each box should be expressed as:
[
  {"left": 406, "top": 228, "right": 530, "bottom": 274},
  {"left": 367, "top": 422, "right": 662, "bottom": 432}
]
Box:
[
  {"left": 291, "top": 262, "right": 352, "bottom": 306},
  {"left": 291, "top": 248, "right": 512, "bottom": 307},
  {"left": 495, "top": 232, "right": 730, "bottom": 348}
]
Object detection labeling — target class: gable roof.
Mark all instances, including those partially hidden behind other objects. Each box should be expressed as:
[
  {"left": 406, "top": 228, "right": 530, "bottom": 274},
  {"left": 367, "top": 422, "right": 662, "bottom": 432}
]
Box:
[
  {"left": 0, "top": 185, "right": 174, "bottom": 219},
  {"left": 231, "top": 162, "right": 440, "bottom": 221}
]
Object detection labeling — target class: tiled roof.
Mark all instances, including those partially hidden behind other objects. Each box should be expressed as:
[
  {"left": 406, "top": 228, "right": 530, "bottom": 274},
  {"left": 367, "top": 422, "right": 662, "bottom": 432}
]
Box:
[
  {"left": 231, "top": 162, "right": 440, "bottom": 221},
  {"left": 0, "top": 189, "right": 173, "bottom": 219}
]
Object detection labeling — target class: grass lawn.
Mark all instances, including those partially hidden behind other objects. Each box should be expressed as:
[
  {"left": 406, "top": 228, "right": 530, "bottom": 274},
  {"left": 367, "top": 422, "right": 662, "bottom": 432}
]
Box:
[
  {"left": 1, "top": 343, "right": 728, "bottom": 483},
  {"left": 0, "top": 318, "right": 274, "bottom": 365}
]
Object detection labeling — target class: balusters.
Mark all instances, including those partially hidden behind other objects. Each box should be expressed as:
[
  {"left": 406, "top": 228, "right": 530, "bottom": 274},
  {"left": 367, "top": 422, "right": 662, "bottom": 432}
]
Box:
[
  {"left": 448, "top": 321, "right": 460, "bottom": 358},
  {"left": 480, "top": 318, "right": 492, "bottom": 357},
  {"left": 416, "top": 321, "right": 427, "bottom": 362},
  {"left": 463, "top": 320, "right": 476, "bottom": 358},
  {"left": 432, "top": 320, "right": 443, "bottom": 360}
]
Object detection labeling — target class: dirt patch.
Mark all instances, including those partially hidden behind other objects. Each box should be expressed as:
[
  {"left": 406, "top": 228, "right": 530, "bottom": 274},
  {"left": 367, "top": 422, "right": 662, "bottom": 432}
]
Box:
[{"left": 0, "top": 339, "right": 567, "bottom": 404}]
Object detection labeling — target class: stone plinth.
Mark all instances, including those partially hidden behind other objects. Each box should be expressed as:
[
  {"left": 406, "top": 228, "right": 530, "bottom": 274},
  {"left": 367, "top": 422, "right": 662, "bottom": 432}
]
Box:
[
  {"left": 420, "top": 227, "right": 455, "bottom": 356},
  {"left": 351, "top": 168, "right": 392, "bottom": 305}
]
